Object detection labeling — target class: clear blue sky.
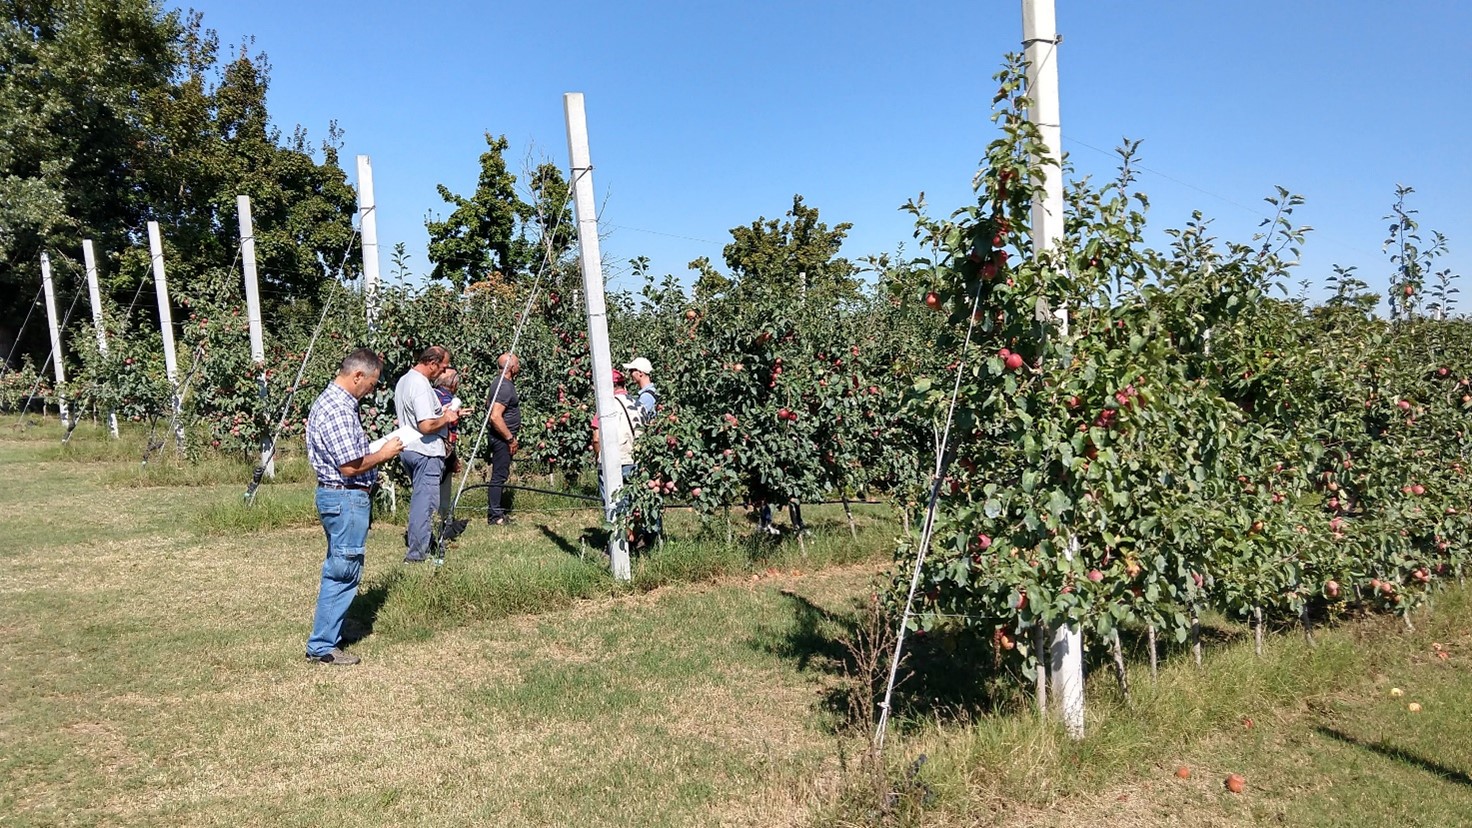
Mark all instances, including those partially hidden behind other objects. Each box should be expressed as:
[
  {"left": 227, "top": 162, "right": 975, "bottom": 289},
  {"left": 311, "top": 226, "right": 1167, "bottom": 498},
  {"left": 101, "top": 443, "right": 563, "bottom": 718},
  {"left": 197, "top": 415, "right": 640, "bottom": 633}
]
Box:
[{"left": 172, "top": 0, "right": 1470, "bottom": 307}]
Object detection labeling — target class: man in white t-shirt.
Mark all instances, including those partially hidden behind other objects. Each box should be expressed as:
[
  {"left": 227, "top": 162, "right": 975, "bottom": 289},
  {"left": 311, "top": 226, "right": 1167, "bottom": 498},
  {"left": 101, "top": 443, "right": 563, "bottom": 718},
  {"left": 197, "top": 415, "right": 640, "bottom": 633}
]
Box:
[
  {"left": 591, "top": 370, "right": 642, "bottom": 520},
  {"left": 394, "top": 346, "right": 466, "bottom": 563}
]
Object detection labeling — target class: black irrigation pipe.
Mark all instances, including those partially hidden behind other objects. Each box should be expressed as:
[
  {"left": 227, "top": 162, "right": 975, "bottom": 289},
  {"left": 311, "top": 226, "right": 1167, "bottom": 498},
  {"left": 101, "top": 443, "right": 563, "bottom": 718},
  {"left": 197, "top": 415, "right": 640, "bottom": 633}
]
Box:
[
  {"left": 465, "top": 482, "right": 602, "bottom": 503},
  {"left": 457, "top": 481, "right": 886, "bottom": 512}
]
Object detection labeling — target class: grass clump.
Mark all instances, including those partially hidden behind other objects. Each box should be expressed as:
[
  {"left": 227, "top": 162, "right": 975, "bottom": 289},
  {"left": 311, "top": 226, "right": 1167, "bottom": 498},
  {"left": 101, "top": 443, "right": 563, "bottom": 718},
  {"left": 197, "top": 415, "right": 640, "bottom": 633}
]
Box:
[
  {"left": 107, "top": 454, "right": 313, "bottom": 488},
  {"left": 194, "top": 486, "right": 318, "bottom": 533}
]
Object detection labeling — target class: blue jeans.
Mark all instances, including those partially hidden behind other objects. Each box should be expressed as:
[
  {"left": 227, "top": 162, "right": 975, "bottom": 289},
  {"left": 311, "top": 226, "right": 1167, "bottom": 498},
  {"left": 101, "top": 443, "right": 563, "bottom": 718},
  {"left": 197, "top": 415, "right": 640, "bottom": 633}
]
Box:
[
  {"left": 400, "top": 451, "right": 443, "bottom": 560},
  {"left": 306, "top": 487, "right": 371, "bottom": 657}
]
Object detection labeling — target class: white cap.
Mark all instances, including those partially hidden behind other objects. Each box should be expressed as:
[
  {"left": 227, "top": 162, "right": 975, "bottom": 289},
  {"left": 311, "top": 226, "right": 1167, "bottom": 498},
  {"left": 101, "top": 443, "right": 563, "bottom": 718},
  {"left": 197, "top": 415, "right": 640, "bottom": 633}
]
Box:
[{"left": 622, "top": 357, "right": 654, "bottom": 374}]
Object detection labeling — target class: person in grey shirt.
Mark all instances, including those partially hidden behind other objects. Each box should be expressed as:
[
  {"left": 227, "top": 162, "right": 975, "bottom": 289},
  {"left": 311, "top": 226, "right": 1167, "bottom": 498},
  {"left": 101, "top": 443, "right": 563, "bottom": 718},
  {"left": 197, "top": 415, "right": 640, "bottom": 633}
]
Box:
[
  {"left": 394, "top": 346, "right": 465, "bottom": 562},
  {"left": 485, "top": 353, "right": 522, "bottom": 525}
]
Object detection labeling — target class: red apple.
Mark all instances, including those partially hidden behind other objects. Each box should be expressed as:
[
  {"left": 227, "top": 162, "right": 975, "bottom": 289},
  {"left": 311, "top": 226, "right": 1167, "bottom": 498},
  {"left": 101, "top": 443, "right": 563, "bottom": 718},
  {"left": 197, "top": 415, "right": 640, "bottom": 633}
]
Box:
[
  {"left": 1225, "top": 773, "right": 1246, "bottom": 794},
  {"left": 1005, "top": 352, "right": 1025, "bottom": 371},
  {"left": 924, "top": 292, "right": 942, "bottom": 311},
  {"left": 1087, "top": 569, "right": 1104, "bottom": 582}
]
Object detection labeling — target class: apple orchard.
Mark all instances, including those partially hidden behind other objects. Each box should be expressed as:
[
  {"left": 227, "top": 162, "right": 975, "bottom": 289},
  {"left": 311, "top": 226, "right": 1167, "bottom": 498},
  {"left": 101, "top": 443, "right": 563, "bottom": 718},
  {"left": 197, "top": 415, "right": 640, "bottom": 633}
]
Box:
[{"left": 8, "top": 57, "right": 1468, "bottom": 701}]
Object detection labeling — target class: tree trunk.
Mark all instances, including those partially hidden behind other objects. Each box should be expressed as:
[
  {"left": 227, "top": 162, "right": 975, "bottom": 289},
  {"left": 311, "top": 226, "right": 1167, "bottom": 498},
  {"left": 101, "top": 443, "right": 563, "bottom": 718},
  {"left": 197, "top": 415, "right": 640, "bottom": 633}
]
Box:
[
  {"left": 1253, "top": 606, "right": 1265, "bottom": 658},
  {"left": 1147, "top": 624, "right": 1159, "bottom": 682},
  {"left": 1110, "top": 630, "right": 1131, "bottom": 704},
  {"left": 1033, "top": 625, "right": 1048, "bottom": 714},
  {"left": 1190, "top": 605, "right": 1202, "bottom": 668},
  {"left": 842, "top": 498, "right": 858, "bottom": 540},
  {"left": 1302, "top": 605, "right": 1318, "bottom": 645}
]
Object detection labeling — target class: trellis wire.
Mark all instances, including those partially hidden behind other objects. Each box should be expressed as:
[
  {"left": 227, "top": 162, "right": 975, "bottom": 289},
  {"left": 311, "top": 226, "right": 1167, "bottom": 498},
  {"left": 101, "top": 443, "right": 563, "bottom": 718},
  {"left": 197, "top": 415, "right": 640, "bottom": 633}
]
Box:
[
  {"left": 873, "top": 272, "right": 987, "bottom": 752},
  {"left": 14, "top": 268, "right": 85, "bottom": 430},
  {"left": 243, "top": 227, "right": 362, "bottom": 501},
  {"left": 0, "top": 285, "right": 44, "bottom": 379},
  {"left": 440, "top": 165, "right": 589, "bottom": 564}
]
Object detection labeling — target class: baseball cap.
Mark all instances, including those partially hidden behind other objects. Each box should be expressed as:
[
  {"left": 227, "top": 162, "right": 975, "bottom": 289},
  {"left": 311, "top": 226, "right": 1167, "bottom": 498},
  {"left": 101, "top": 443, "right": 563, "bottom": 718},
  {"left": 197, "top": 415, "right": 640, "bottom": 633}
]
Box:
[
  {"left": 622, "top": 357, "right": 654, "bottom": 374},
  {"left": 611, "top": 369, "right": 625, "bottom": 385}
]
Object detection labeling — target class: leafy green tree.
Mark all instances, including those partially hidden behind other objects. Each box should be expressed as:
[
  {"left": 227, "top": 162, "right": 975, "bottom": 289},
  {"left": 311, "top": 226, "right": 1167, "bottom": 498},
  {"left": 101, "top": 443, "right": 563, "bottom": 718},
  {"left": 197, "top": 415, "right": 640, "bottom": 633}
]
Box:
[
  {"left": 0, "top": 0, "right": 180, "bottom": 354},
  {"left": 1, "top": 2, "right": 357, "bottom": 364},
  {"left": 691, "top": 194, "right": 858, "bottom": 305},
  {"left": 426, "top": 133, "right": 528, "bottom": 290}
]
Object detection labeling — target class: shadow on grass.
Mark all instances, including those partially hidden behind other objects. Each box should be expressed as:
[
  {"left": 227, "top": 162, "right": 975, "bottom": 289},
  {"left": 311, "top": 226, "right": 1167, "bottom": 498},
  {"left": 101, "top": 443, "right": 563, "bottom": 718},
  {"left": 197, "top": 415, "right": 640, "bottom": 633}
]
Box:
[
  {"left": 342, "top": 570, "right": 403, "bottom": 646},
  {"left": 752, "top": 589, "right": 1014, "bottom": 731},
  {"left": 765, "top": 589, "right": 851, "bottom": 672},
  {"left": 537, "top": 523, "right": 586, "bottom": 558},
  {"left": 1314, "top": 726, "right": 1472, "bottom": 787}
]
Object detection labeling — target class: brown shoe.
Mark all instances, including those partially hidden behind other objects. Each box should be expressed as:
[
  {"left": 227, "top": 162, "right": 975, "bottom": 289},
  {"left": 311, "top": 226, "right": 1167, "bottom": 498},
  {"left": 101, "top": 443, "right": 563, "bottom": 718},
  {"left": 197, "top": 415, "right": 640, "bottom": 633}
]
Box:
[{"left": 305, "top": 647, "right": 360, "bottom": 666}]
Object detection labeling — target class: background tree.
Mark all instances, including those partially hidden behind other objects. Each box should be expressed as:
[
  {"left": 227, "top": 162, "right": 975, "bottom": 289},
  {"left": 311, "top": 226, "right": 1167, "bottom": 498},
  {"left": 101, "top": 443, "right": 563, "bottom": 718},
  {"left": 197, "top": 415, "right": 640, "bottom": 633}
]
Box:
[
  {"left": 0, "top": 0, "right": 179, "bottom": 356},
  {"left": 425, "top": 133, "right": 528, "bottom": 290},
  {"left": 0, "top": 1, "right": 357, "bottom": 365},
  {"left": 691, "top": 194, "right": 858, "bottom": 305}
]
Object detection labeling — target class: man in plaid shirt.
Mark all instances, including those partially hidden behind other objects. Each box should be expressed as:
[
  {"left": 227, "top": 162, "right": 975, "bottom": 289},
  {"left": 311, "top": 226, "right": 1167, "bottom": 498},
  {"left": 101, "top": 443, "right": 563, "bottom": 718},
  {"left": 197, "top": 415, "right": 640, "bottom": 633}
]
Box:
[{"left": 303, "top": 348, "right": 403, "bottom": 666}]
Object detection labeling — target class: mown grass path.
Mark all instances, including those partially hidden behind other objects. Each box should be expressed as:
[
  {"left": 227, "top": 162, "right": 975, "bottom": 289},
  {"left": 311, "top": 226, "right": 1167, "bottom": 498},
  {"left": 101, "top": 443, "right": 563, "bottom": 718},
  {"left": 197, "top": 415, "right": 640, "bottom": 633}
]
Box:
[
  {"left": 0, "top": 429, "right": 888, "bottom": 827},
  {"left": 5, "top": 426, "right": 1472, "bottom": 827}
]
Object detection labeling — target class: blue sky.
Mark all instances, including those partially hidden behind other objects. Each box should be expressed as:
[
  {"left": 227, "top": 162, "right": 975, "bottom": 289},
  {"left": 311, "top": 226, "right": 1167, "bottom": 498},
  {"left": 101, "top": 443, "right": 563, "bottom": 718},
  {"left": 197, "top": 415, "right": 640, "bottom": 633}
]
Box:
[{"left": 172, "top": 0, "right": 1470, "bottom": 306}]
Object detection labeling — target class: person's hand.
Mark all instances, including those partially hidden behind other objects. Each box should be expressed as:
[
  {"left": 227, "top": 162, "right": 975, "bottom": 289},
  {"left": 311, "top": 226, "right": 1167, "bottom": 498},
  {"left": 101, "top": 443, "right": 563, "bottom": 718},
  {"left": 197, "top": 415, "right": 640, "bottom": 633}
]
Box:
[
  {"left": 444, "top": 408, "right": 462, "bottom": 425},
  {"left": 381, "top": 436, "right": 404, "bottom": 458},
  {"left": 509, "top": 437, "right": 520, "bottom": 456}
]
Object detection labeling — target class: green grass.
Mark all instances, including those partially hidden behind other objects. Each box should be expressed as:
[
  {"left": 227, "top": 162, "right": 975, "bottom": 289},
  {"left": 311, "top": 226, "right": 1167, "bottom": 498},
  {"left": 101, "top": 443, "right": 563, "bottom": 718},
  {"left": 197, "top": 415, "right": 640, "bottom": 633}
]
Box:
[
  {"left": 6, "top": 435, "right": 1472, "bottom": 827},
  {"left": 815, "top": 591, "right": 1472, "bottom": 827}
]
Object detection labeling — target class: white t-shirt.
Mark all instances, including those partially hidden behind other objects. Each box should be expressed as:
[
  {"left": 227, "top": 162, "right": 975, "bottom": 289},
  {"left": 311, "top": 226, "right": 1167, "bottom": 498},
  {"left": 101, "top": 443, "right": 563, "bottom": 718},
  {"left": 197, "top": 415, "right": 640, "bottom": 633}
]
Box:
[
  {"left": 596, "top": 393, "right": 640, "bottom": 466},
  {"left": 394, "top": 369, "right": 447, "bottom": 457}
]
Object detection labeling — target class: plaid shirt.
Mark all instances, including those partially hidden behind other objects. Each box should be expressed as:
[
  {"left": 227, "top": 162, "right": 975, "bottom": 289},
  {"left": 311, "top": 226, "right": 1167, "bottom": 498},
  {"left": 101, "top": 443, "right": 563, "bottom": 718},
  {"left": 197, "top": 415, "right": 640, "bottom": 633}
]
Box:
[{"left": 307, "top": 382, "right": 375, "bottom": 487}]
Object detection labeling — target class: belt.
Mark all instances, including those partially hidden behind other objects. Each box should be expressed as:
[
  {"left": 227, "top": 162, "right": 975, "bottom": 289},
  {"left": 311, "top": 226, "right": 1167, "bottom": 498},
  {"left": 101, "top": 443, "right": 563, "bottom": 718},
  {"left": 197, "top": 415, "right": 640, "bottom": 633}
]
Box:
[{"left": 319, "top": 481, "right": 372, "bottom": 491}]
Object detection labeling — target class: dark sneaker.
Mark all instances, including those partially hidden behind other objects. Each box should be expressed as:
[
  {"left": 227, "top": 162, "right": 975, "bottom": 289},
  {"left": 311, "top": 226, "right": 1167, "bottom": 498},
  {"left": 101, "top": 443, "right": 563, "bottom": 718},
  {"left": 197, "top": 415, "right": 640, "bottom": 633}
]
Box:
[
  {"left": 488, "top": 515, "right": 508, "bottom": 526},
  {"left": 403, "top": 554, "right": 428, "bottom": 564},
  {"left": 305, "top": 648, "right": 360, "bottom": 666}
]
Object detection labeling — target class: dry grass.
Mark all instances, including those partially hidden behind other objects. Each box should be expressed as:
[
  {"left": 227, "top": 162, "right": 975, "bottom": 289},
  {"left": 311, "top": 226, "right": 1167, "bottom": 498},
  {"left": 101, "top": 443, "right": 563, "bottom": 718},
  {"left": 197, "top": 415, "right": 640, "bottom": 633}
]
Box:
[
  {"left": 8, "top": 435, "right": 1472, "bottom": 828},
  {"left": 0, "top": 438, "right": 892, "bottom": 827}
]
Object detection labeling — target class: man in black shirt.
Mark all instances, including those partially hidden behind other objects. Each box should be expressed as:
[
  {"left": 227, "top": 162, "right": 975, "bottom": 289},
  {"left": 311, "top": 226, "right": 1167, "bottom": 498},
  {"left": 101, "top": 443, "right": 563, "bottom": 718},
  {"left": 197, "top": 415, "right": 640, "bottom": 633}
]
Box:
[{"left": 486, "top": 353, "right": 522, "bottom": 524}]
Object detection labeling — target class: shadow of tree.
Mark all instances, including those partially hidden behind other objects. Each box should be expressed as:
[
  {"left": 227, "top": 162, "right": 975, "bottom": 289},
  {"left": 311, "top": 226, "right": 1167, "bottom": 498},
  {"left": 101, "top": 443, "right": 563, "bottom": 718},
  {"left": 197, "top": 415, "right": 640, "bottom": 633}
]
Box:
[
  {"left": 1315, "top": 726, "right": 1472, "bottom": 787},
  {"left": 749, "top": 588, "right": 1017, "bottom": 732},
  {"left": 537, "top": 523, "right": 585, "bottom": 558}
]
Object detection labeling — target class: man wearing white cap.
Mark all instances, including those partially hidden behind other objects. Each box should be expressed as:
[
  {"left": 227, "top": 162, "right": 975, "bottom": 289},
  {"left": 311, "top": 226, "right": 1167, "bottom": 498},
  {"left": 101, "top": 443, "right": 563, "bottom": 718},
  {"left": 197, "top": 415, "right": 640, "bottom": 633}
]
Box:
[
  {"left": 620, "top": 355, "right": 661, "bottom": 544},
  {"left": 622, "top": 356, "right": 657, "bottom": 423}
]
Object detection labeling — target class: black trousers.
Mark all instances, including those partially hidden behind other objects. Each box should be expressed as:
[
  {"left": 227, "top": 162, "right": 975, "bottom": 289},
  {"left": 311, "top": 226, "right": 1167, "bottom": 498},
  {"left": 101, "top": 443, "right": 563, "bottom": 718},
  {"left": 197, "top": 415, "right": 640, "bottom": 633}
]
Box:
[{"left": 486, "top": 436, "right": 512, "bottom": 520}]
